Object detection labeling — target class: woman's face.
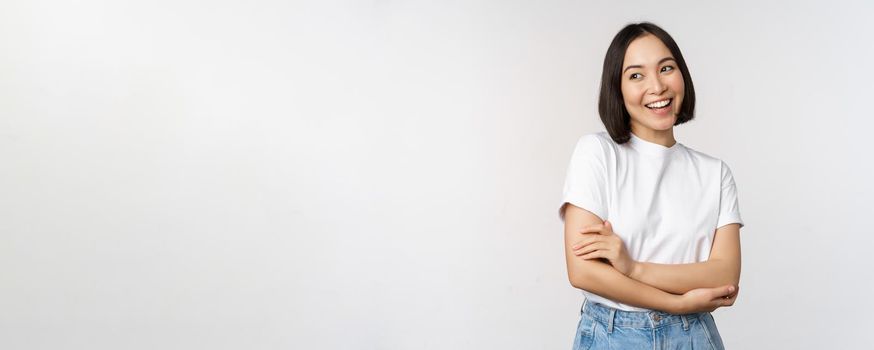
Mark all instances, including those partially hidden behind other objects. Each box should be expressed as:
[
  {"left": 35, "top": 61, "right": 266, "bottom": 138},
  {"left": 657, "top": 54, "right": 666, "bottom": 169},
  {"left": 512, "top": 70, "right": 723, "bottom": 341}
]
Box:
[{"left": 620, "top": 34, "right": 685, "bottom": 136}]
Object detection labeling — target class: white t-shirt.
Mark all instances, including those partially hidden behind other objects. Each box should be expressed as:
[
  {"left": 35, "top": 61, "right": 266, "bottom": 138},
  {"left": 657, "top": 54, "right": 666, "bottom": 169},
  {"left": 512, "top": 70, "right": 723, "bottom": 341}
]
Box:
[{"left": 559, "top": 131, "right": 744, "bottom": 312}]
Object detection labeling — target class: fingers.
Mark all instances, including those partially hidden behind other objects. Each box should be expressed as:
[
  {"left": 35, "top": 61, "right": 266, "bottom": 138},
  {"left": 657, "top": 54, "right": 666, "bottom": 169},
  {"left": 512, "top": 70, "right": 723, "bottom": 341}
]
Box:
[
  {"left": 723, "top": 294, "right": 737, "bottom": 306},
  {"left": 685, "top": 285, "right": 740, "bottom": 313},
  {"left": 714, "top": 285, "right": 735, "bottom": 300},
  {"left": 705, "top": 285, "right": 734, "bottom": 298},
  {"left": 602, "top": 220, "right": 614, "bottom": 235},
  {"left": 579, "top": 222, "right": 614, "bottom": 236},
  {"left": 571, "top": 235, "right": 604, "bottom": 250},
  {"left": 711, "top": 285, "right": 739, "bottom": 308},
  {"left": 580, "top": 250, "right": 604, "bottom": 260},
  {"left": 578, "top": 224, "right": 604, "bottom": 234},
  {"left": 574, "top": 242, "right": 608, "bottom": 256},
  {"left": 723, "top": 285, "right": 740, "bottom": 306},
  {"left": 723, "top": 285, "right": 739, "bottom": 298},
  {"left": 715, "top": 292, "right": 738, "bottom": 308}
]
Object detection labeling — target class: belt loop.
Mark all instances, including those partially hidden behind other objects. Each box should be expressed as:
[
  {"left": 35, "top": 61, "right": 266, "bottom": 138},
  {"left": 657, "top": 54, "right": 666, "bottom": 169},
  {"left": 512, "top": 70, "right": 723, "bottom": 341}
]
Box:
[
  {"left": 580, "top": 298, "right": 588, "bottom": 316},
  {"left": 681, "top": 314, "right": 690, "bottom": 331},
  {"left": 607, "top": 309, "right": 616, "bottom": 334}
]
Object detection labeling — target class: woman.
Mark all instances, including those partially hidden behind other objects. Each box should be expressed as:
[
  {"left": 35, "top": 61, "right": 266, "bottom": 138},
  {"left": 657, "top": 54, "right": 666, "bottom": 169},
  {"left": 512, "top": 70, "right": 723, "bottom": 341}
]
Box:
[{"left": 559, "top": 22, "right": 744, "bottom": 349}]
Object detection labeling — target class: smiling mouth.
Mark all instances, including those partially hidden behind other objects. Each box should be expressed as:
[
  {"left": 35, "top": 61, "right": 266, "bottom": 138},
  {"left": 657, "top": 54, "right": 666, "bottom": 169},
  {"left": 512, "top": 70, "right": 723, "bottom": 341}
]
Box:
[{"left": 645, "top": 98, "right": 673, "bottom": 109}]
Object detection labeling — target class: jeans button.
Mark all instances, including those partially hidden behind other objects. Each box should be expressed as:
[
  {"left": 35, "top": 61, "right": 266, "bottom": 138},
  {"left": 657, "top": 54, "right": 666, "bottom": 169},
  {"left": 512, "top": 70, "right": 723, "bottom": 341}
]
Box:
[{"left": 652, "top": 314, "right": 661, "bottom": 322}]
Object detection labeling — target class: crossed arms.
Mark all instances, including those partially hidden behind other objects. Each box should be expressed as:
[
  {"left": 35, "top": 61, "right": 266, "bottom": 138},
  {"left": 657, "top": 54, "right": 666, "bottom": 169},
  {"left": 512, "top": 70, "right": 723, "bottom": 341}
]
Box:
[{"left": 562, "top": 203, "right": 741, "bottom": 314}]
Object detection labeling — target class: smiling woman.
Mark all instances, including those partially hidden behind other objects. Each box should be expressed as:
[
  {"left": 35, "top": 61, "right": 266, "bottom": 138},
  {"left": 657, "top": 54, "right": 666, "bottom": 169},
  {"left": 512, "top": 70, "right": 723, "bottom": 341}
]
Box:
[
  {"left": 559, "top": 22, "right": 744, "bottom": 350},
  {"left": 598, "top": 23, "right": 696, "bottom": 147}
]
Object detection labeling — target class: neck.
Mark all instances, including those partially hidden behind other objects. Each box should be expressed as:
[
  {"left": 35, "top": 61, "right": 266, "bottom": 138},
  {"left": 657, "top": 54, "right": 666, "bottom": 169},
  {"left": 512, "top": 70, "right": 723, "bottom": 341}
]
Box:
[{"left": 630, "top": 126, "right": 676, "bottom": 148}]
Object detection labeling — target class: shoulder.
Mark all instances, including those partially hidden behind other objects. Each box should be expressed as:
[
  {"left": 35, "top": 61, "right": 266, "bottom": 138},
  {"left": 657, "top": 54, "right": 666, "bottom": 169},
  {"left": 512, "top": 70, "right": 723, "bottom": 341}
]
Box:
[
  {"left": 679, "top": 143, "right": 724, "bottom": 166},
  {"left": 678, "top": 143, "right": 736, "bottom": 178},
  {"left": 572, "top": 131, "right": 614, "bottom": 155}
]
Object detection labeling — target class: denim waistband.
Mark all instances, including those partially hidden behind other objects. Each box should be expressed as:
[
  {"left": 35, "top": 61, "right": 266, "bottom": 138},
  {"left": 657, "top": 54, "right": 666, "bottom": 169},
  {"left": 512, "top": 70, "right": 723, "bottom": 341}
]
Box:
[{"left": 581, "top": 298, "right": 707, "bottom": 330}]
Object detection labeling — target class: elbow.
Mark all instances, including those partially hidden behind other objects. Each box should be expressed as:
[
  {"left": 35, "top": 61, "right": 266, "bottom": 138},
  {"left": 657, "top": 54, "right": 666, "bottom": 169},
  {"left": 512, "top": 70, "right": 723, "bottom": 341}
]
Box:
[
  {"left": 716, "top": 269, "right": 740, "bottom": 288},
  {"left": 710, "top": 259, "right": 741, "bottom": 287},
  {"left": 568, "top": 276, "right": 583, "bottom": 290},
  {"left": 568, "top": 269, "right": 594, "bottom": 291},
  {"left": 728, "top": 274, "right": 741, "bottom": 287},
  {"left": 567, "top": 259, "right": 610, "bottom": 291}
]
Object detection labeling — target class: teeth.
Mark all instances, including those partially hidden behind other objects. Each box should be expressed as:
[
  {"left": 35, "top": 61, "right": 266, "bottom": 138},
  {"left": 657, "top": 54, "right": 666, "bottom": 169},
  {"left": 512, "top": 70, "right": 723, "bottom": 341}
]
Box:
[{"left": 646, "top": 99, "right": 671, "bottom": 108}]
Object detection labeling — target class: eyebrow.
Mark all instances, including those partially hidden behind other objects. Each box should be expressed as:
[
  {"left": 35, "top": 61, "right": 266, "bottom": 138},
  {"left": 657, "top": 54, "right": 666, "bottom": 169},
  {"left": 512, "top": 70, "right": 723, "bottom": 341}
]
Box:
[{"left": 623, "top": 57, "right": 676, "bottom": 73}]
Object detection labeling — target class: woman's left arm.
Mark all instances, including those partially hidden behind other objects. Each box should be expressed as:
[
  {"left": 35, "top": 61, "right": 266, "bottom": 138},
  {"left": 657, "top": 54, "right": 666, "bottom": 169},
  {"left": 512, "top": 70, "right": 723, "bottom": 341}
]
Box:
[
  {"left": 572, "top": 223, "right": 741, "bottom": 295},
  {"left": 629, "top": 224, "right": 741, "bottom": 295}
]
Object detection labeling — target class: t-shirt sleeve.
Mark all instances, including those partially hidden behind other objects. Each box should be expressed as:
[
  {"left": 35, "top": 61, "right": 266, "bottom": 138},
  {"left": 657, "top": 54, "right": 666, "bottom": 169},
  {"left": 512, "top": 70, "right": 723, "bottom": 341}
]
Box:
[
  {"left": 716, "top": 161, "right": 745, "bottom": 229},
  {"left": 558, "top": 134, "right": 608, "bottom": 222}
]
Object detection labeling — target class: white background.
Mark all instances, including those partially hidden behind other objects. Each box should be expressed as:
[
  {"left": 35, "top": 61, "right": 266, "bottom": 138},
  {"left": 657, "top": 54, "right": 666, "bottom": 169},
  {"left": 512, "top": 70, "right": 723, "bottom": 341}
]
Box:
[{"left": 2, "top": 1, "right": 872, "bottom": 349}]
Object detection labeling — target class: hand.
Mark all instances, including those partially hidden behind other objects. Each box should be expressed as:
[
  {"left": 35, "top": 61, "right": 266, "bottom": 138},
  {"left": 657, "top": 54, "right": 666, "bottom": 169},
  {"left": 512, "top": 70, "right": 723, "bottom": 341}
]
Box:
[
  {"left": 674, "top": 285, "right": 739, "bottom": 314},
  {"left": 571, "top": 220, "right": 637, "bottom": 276}
]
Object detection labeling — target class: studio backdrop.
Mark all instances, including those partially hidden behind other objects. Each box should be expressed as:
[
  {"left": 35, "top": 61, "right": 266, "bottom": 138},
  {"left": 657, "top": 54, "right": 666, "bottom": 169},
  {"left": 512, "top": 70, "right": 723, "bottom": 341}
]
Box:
[{"left": 1, "top": 1, "right": 872, "bottom": 349}]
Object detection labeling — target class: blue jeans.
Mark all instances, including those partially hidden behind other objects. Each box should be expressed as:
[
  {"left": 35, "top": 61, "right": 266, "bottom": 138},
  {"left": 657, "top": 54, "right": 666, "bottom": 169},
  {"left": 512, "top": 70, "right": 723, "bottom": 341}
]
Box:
[{"left": 573, "top": 299, "right": 725, "bottom": 350}]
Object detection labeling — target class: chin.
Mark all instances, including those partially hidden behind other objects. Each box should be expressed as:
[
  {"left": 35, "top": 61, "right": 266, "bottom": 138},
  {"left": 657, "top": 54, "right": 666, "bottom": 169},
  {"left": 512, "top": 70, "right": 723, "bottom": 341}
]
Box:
[
  {"left": 649, "top": 124, "right": 674, "bottom": 131},
  {"left": 648, "top": 116, "right": 676, "bottom": 130}
]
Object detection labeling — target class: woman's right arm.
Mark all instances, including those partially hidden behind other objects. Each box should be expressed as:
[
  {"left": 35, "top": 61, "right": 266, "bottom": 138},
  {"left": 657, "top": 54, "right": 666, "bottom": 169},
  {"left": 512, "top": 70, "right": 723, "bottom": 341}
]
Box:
[{"left": 563, "top": 203, "right": 736, "bottom": 314}]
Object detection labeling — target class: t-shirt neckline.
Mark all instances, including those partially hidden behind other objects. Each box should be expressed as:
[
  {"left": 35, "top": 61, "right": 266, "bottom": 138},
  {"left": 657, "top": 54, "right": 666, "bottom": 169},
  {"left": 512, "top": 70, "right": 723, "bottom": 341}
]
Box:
[{"left": 628, "top": 132, "right": 682, "bottom": 157}]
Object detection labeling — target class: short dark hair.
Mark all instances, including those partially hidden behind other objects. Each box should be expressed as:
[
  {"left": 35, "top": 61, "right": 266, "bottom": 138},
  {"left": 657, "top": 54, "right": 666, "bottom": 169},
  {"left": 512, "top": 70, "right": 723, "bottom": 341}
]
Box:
[{"left": 598, "top": 22, "right": 696, "bottom": 144}]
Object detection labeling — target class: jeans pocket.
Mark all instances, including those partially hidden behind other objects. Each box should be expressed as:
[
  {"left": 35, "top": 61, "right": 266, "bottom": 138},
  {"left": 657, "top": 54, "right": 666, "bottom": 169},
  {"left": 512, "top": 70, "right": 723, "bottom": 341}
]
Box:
[
  {"left": 572, "top": 313, "right": 596, "bottom": 350},
  {"left": 698, "top": 313, "right": 726, "bottom": 350}
]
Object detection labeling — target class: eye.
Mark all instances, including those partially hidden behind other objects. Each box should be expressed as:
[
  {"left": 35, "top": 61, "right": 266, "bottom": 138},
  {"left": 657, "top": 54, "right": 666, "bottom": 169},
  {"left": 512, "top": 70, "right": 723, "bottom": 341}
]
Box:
[
  {"left": 661, "top": 66, "right": 674, "bottom": 73},
  {"left": 629, "top": 73, "right": 642, "bottom": 80}
]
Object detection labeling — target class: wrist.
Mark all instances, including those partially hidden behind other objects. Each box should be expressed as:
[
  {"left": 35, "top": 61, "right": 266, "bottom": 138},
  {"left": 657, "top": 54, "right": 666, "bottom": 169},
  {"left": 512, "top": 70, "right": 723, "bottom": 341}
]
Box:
[
  {"left": 629, "top": 261, "right": 644, "bottom": 280},
  {"left": 668, "top": 294, "right": 687, "bottom": 314}
]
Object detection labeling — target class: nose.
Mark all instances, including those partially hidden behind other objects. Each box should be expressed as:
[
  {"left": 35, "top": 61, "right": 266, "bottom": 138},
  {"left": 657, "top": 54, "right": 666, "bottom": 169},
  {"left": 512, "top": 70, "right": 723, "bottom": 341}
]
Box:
[{"left": 649, "top": 76, "right": 667, "bottom": 95}]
